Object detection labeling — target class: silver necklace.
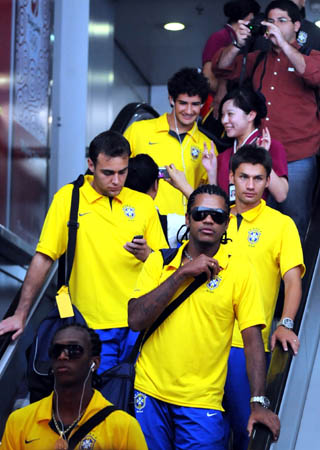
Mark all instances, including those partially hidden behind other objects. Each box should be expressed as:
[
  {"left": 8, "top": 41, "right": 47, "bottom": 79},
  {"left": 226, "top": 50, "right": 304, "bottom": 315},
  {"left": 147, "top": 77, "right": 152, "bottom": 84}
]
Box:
[{"left": 184, "top": 249, "right": 193, "bottom": 261}]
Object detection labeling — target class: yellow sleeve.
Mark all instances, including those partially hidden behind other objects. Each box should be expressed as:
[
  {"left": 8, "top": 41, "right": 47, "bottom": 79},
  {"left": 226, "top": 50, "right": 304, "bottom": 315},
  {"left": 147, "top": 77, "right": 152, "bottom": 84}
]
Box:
[
  {"left": 133, "top": 251, "right": 164, "bottom": 298},
  {"left": 233, "top": 257, "right": 266, "bottom": 333},
  {"left": 0, "top": 415, "right": 17, "bottom": 450},
  {"left": 36, "top": 186, "right": 71, "bottom": 260},
  {"left": 124, "top": 416, "right": 148, "bottom": 450},
  {"left": 279, "top": 217, "right": 305, "bottom": 278},
  {"left": 106, "top": 411, "right": 148, "bottom": 450}
]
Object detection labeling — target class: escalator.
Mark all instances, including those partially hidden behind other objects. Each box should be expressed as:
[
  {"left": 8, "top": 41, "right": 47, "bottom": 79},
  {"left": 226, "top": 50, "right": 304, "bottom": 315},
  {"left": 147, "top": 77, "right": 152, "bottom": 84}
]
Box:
[
  {"left": 249, "top": 179, "right": 320, "bottom": 450},
  {"left": 1, "top": 101, "right": 319, "bottom": 446},
  {"left": 0, "top": 226, "right": 57, "bottom": 436}
]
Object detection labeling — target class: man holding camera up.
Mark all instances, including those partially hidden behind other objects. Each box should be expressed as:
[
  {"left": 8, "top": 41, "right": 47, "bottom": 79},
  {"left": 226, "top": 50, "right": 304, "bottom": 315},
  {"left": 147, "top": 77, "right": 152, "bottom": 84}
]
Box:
[{"left": 212, "top": 0, "right": 320, "bottom": 240}]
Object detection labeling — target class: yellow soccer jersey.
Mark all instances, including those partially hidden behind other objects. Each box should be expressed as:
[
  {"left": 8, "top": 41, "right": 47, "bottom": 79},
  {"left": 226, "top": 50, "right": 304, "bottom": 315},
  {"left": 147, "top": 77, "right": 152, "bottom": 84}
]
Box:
[
  {"left": 228, "top": 200, "right": 305, "bottom": 350},
  {"left": 133, "top": 241, "right": 266, "bottom": 410},
  {"left": 36, "top": 176, "right": 168, "bottom": 329},
  {"left": 0, "top": 390, "right": 147, "bottom": 450},
  {"left": 124, "top": 113, "right": 215, "bottom": 215}
]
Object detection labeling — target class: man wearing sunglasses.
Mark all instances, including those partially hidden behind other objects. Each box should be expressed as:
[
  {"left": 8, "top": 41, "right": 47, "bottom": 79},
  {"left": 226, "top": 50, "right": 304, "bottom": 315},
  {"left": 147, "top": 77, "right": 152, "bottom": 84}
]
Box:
[
  {"left": 1, "top": 324, "right": 147, "bottom": 449},
  {"left": 128, "top": 184, "right": 280, "bottom": 450},
  {"left": 222, "top": 145, "right": 304, "bottom": 450},
  {"left": 0, "top": 130, "right": 167, "bottom": 373},
  {"left": 212, "top": 0, "right": 320, "bottom": 240}
]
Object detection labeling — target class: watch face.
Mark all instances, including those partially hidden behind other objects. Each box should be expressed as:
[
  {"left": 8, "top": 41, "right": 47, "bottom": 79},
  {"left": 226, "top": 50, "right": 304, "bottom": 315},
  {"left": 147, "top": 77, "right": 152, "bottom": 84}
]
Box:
[
  {"left": 263, "top": 397, "right": 270, "bottom": 408},
  {"left": 283, "top": 318, "right": 294, "bottom": 329}
]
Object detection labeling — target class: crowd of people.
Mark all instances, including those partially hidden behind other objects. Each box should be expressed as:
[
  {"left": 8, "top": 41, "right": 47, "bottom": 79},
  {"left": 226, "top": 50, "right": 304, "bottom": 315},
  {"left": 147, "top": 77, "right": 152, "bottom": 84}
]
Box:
[{"left": 0, "top": 0, "right": 319, "bottom": 448}]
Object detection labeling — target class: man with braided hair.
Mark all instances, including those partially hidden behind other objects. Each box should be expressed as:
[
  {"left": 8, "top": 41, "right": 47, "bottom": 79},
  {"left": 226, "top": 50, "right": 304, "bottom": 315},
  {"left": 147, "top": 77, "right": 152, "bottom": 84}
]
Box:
[
  {"left": 128, "top": 184, "right": 280, "bottom": 450},
  {"left": 1, "top": 324, "right": 147, "bottom": 450}
]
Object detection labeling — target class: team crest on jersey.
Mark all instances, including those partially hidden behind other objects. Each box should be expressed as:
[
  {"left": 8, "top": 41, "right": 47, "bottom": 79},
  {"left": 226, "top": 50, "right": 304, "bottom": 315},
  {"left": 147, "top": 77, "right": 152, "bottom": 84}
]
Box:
[
  {"left": 123, "top": 205, "right": 136, "bottom": 219},
  {"left": 297, "top": 30, "right": 308, "bottom": 45},
  {"left": 79, "top": 435, "right": 96, "bottom": 449},
  {"left": 190, "top": 146, "right": 200, "bottom": 160},
  {"left": 134, "top": 392, "right": 147, "bottom": 412},
  {"left": 206, "top": 276, "right": 222, "bottom": 291},
  {"left": 247, "top": 229, "right": 261, "bottom": 246}
]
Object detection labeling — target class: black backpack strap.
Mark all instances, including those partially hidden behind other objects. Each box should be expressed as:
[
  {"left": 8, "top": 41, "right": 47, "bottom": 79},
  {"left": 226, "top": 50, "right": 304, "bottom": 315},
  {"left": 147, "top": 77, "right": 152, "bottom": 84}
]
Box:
[
  {"left": 141, "top": 272, "right": 207, "bottom": 345},
  {"left": 68, "top": 405, "right": 117, "bottom": 449},
  {"left": 158, "top": 212, "right": 169, "bottom": 246},
  {"left": 65, "top": 174, "right": 84, "bottom": 285}
]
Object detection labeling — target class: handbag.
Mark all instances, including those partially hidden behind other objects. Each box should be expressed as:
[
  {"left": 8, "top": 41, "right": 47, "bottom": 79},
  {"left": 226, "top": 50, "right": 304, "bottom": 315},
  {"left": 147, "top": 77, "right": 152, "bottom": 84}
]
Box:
[{"left": 99, "top": 271, "right": 207, "bottom": 415}]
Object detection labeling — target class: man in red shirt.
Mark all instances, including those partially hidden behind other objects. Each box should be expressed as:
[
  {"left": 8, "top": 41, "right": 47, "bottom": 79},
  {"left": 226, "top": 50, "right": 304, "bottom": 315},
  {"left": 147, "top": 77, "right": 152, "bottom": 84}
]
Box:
[{"left": 212, "top": 0, "right": 320, "bottom": 239}]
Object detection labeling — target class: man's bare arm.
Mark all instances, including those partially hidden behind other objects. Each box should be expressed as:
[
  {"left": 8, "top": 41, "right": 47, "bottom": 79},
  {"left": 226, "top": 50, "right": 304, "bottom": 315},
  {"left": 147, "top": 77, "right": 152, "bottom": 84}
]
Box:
[
  {"left": 128, "top": 255, "right": 220, "bottom": 331},
  {"left": 203, "top": 61, "right": 219, "bottom": 93},
  {"left": 215, "top": 20, "right": 251, "bottom": 69},
  {"left": 242, "top": 326, "right": 280, "bottom": 441},
  {"left": 0, "top": 252, "right": 54, "bottom": 340},
  {"left": 271, "top": 266, "right": 302, "bottom": 354}
]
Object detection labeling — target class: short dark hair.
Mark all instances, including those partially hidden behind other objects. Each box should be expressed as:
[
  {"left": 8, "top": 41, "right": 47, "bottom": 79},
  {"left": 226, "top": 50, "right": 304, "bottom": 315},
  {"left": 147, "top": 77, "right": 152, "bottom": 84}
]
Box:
[
  {"left": 219, "top": 85, "right": 267, "bottom": 127},
  {"left": 89, "top": 130, "right": 131, "bottom": 165},
  {"left": 265, "top": 0, "right": 301, "bottom": 22},
  {"left": 224, "top": 0, "right": 260, "bottom": 23},
  {"left": 125, "top": 154, "right": 158, "bottom": 193},
  {"left": 167, "top": 67, "right": 209, "bottom": 104},
  {"left": 187, "top": 184, "right": 230, "bottom": 216},
  {"left": 231, "top": 145, "right": 272, "bottom": 177},
  {"left": 53, "top": 324, "right": 102, "bottom": 357}
]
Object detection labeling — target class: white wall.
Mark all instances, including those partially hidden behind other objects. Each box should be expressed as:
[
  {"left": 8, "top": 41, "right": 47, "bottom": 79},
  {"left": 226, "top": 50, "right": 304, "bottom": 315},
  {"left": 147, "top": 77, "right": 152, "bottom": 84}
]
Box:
[{"left": 150, "top": 85, "right": 170, "bottom": 116}]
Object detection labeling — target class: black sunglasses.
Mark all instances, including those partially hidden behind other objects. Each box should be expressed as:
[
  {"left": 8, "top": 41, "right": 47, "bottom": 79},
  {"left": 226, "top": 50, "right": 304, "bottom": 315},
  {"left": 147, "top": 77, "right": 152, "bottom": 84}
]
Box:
[
  {"left": 191, "top": 207, "right": 229, "bottom": 224},
  {"left": 48, "top": 343, "right": 84, "bottom": 360}
]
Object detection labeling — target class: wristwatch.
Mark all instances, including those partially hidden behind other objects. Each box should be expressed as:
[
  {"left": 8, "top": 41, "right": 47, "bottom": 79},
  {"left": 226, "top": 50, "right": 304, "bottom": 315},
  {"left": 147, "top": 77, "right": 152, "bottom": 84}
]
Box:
[
  {"left": 277, "top": 317, "right": 294, "bottom": 330},
  {"left": 250, "top": 396, "right": 270, "bottom": 408},
  {"left": 232, "top": 39, "right": 242, "bottom": 49}
]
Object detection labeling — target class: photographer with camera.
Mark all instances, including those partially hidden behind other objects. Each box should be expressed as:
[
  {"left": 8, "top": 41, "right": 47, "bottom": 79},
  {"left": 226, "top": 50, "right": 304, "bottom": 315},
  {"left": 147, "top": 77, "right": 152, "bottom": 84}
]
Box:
[{"left": 212, "top": 0, "right": 320, "bottom": 240}]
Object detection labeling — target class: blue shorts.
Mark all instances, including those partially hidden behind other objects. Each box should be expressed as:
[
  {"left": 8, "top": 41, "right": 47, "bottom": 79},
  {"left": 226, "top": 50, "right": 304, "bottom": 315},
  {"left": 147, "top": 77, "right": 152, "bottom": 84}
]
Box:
[
  {"left": 95, "top": 327, "right": 139, "bottom": 373},
  {"left": 223, "top": 347, "right": 271, "bottom": 450},
  {"left": 134, "top": 390, "right": 226, "bottom": 450}
]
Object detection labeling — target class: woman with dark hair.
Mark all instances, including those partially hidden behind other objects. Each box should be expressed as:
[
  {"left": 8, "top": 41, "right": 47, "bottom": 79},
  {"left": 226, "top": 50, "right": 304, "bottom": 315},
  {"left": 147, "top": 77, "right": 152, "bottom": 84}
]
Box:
[
  {"left": 201, "top": 0, "right": 261, "bottom": 123},
  {"left": 215, "top": 86, "right": 288, "bottom": 203},
  {"left": 202, "top": 0, "right": 260, "bottom": 91}
]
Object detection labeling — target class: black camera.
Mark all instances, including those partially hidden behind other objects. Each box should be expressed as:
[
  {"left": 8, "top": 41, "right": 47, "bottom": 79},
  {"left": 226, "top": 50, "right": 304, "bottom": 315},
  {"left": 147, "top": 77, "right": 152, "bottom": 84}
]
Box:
[{"left": 246, "top": 13, "right": 267, "bottom": 37}]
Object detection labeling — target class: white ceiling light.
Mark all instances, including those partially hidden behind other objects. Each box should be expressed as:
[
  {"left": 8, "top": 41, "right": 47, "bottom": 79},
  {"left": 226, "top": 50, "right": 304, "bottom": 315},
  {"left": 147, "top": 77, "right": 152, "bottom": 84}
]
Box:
[
  {"left": 164, "top": 22, "right": 185, "bottom": 31},
  {"left": 316, "top": 20, "right": 320, "bottom": 28}
]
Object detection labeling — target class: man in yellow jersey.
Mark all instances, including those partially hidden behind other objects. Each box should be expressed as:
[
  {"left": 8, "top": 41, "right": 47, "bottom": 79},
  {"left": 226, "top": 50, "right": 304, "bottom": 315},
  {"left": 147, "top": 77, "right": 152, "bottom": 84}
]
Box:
[
  {"left": 0, "top": 324, "right": 147, "bottom": 449},
  {"left": 124, "top": 67, "right": 216, "bottom": 216},
  {"left": 223, "top": 145, "right": 304, "bottom": 450},
  {"left": 128, "top": 184, "right": 280, "bottom": 450},
  {"left": 0, "top": 131, "right": 167, "bottom": 372}
]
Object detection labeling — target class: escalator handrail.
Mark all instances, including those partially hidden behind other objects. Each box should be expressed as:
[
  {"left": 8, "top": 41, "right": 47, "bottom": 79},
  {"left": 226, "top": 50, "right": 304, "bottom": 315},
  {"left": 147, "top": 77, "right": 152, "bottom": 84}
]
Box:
[
  {"left": 0, "top": 260, "right": 58, "bottom": 365},
  {"left": 248, "top": 176, "right": 320, "bottom": 449},
  {"left": 110, "top": 102, "right": 159, "bottom": 134}
]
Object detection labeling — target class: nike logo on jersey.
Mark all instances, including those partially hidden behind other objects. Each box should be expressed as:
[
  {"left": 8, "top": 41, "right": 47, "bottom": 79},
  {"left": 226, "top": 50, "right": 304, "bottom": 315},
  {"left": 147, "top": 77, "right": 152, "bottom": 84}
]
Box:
[
  {"left": 79, "top": 212, "right": 91, "bottom": 216},
  {"left": 148, "top": 141, "right": 158, "bottom": 145},
  {"left": 25, "top": 438, "right": 40, "bottom": 444},
  {"left": 207, "top": 412, "right": 217, "bottom": 417}
]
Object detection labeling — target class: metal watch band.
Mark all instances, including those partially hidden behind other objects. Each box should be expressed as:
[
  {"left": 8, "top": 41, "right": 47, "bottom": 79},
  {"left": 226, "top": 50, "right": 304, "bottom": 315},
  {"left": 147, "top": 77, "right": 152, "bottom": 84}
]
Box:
[
  {"left": 277, "top": 317, "right": 294, "bottom": 329},
  {"left": 250, "top": 396, "right": 270, "bottom": 408}
]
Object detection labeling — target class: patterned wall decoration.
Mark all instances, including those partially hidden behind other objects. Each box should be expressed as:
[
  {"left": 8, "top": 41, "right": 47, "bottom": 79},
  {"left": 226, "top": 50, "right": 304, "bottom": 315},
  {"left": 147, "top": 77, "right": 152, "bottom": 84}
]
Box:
[
  {"left": 14, "top": 0, "right": 51, "bottom": 146},
  {"left": 10, "top": 0, "right": 53, "bottom": 245}
]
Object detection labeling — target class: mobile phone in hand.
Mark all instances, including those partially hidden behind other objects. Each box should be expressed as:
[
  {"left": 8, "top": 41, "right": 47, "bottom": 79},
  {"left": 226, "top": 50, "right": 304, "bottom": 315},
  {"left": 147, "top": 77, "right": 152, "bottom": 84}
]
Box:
[{"left": 132, "top": 235, "right": 143, "bottom": 242}]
